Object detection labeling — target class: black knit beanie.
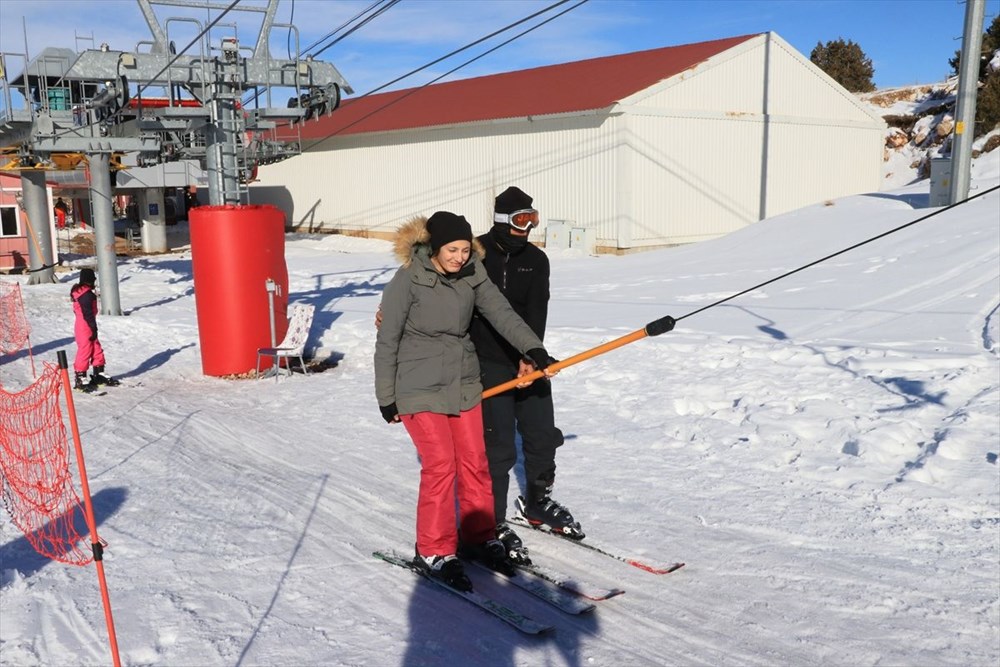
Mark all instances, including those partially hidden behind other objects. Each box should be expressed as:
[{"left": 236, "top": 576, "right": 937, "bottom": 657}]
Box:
[
  {"left": 494, "top": 186, "right": 533, "bottom": 215},
  {"left": 79, "top": 268, "right": 96, "bottom": 286},
  {"left": 426, "top": 211, "right": 473, "bottom": 253}
]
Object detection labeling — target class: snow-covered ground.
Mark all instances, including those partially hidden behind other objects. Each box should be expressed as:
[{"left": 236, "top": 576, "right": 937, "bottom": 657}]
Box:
[{"left": 1, "top": 152, "right": 998, "bottom": 666}]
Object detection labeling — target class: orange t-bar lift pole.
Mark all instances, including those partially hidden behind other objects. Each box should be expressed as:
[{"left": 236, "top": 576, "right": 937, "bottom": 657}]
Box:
[{"left": 482, "top": 314, "right": 676, "bottom": 399}]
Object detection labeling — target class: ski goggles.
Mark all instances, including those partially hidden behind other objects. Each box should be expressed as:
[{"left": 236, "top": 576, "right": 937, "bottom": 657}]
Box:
[{"left": 493, "top": 208, "right": 539, "bottom": 231}]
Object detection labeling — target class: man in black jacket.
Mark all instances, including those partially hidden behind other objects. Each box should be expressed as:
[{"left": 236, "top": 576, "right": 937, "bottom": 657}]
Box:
[{"left": 471, "top": 186, "right": 583, "bottom": 564}]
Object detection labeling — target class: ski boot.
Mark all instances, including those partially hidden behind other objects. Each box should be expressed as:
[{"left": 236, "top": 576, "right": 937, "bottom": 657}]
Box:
[
  {"left": 412, "top": 547, "right": 472, "bottom": 592},
  {"left": 90, "top": 365, "right": 120, "bottom": 387},
  {"left": 496, "top": 521, "right": 531, "bottom": 566},
  {"left": 459, "top": 538, "right": 517, "bottom": 577},
  {"left": 74, "top": 371, "right": 97, "bottom": 393},
  {"left": 516, "top": 477, "right": 585, "bottom": 540}
]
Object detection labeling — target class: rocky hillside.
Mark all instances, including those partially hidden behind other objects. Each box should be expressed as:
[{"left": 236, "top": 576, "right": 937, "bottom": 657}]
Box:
[{"left": 861, "top": 79, "right": 1000, "bottom": 190}]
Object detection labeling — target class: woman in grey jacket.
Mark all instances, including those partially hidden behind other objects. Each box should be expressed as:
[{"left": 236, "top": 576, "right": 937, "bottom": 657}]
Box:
[{"left": 375, "top": 211, "right": 554, "bottom": 592}]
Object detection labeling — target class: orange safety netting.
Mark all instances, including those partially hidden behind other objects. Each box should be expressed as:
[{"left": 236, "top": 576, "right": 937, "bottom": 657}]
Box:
[
  {"left": 0, "top": 281, "right": 31, "bottom": 355},
  {"left": 0, "top": 363, "right": 92, "bottom": 566}
]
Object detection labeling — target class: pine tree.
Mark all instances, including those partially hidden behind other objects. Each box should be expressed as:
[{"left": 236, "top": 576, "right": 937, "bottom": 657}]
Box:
[
  {"left": 810, "top": 39, "right": 875, "bottom": 93},
  {"left": 975, "top": 71, "right": 1000, "bottom": 137},
  {"left": 949, "top": 15, "right": 1000, "bottom": 81},
  {"left": 950, "top": 16, "right": 1000, "bottom": 137}
]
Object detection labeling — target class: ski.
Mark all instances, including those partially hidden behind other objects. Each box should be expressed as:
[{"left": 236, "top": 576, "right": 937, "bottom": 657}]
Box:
[
  {"left": 73, "top": 387, "right": 107, "bottom": 397},
  {"left": 515, "top": 561, "right": 625, "bottom": 601},
  {"left": 509, "top": 515, "right": 685, "bottom": 575},
  {"left": 466, "top": 560, "right": 596, "bottom": 614},
  {"left": 373, "top": 550, "right": 554, "bottom": 635}
]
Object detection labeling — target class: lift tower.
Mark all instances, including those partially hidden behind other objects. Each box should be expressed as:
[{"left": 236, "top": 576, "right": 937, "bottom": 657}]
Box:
[{"left": 0, "top": 0, "right": 351, "bottom": 313}]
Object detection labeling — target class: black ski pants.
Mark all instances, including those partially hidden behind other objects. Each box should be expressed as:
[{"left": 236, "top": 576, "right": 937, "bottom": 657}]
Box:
[{"left": 480, "top": 357, "right": 564, "bottom": 523}]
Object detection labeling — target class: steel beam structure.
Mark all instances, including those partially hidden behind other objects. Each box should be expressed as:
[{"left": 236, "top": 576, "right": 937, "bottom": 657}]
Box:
[
  {"left": 20, "top": 170, "right": 56, "bottom": 284},
  {"left": 88, "top": 152, "right": 123, "bottom": 316},
  {"left": 0, "top": 0, "right": 352, "bottom": 313}
]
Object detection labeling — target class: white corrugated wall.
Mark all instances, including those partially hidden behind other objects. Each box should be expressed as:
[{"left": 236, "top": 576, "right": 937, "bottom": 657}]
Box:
[
  {"left": 619, "top": 111, "right": 764, "bottom": 246},
  {"left": 252, "top": 113, "right": 623, "bottom": 243},
  {"left": 616, "top": 32, "right": 884, "bottom": 244},
  {"left": 641, "top": 37, "right": 767, "bottom": 114},
  {"left": 757, "top": 33, "right": 885, "bottom": 216},
  {"left": 764, "top": 118, "right": 884, "bottom": 216}
]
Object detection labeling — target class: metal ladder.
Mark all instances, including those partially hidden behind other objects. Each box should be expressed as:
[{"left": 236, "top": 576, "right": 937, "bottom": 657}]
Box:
[{"left": 208, "top": 42, "right": 249, "bottom": 205}]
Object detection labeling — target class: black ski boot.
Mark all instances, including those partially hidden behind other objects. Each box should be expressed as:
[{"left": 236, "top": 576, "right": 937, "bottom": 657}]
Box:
[
  {"left": 74, "top": 371, "right": 96, "bottom": 393},
  {"left": 91, "top": 365, "right": 120, "bottom": 387},
  {"left": 496, "top": 521, "right": 531, "bottom": 566},
  {"left": 412, "top": 547, "right": 472, "bottom": 592},
  {"left": 516, "top": 477, "right": 585, "bottom": 540},
  {"left": 459, "top": 538, "right": 517, "bottom": 577}
]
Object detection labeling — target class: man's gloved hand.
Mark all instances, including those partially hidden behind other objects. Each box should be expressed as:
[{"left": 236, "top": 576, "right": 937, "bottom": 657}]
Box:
[
  {"left": 380, "top": 402, "right": 399, "bottom": 424},
  {"left": 524, "top": 348, "right": 556, "bottom": 372}
]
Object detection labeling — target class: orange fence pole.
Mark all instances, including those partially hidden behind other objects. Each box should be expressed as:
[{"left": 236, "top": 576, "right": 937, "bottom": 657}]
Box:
[
  {"left": 56, "top": 351, "right": 122, "bottom": 667},
  {"left": 482, "top": 314, "right": 676, "bottom": 399}
]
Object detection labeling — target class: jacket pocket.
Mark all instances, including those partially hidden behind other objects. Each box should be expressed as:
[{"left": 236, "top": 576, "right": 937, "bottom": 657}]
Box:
[{"left": 396, "top": 349, "right": 444, "bottom": 393}]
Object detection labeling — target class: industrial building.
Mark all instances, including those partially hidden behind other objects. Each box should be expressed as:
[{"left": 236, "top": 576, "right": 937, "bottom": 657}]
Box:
[{"left": 251, "top": 32, "right": 886, "bottom": 252}]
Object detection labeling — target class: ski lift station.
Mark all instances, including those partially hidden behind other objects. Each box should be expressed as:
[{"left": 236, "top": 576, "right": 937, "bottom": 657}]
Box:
[
  {"left": 0, "top": 0, "right": 349, "bottom": 287},
  {"left": 250, "top": 32, "right": 886, "bottom": 253}
]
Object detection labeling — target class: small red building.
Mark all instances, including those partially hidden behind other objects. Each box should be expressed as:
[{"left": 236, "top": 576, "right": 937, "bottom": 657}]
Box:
[{"left": 0, "top": 173, "right": 29, "bottom": 272}]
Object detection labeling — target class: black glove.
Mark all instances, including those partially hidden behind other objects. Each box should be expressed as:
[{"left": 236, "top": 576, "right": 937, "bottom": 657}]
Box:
[
  {"left": 524, "top": 348, "right": 556, "bottom": 372},
  {"left": 89, "top": 328, "right": 98, "bottom": 342},
  {"left": 380, "top": 402, "right": 399, "bottom": 424}
]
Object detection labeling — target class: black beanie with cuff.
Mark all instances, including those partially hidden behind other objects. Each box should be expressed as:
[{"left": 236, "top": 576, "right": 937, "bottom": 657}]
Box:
[
  {"left": 494, "top": 186, "right": 533, "bottom": 215},
  {"left": 426, "top": 211, "right": 473, "bottom": 253}
]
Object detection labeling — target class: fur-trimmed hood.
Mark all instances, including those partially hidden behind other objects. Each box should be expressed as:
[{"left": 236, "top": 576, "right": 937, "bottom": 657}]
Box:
[{"left": 393, "top": 216, "right": 485, "bottom": 267}]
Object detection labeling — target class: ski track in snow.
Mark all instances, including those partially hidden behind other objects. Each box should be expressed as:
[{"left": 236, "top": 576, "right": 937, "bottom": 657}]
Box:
[{"left": 1, "top": 179, "right": 998, "bottom": 665}]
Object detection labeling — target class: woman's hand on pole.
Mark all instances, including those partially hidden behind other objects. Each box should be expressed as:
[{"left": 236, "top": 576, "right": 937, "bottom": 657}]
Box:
[
  {"left": 524, "top": 348, "right": 559, "bottom": 378},
  {"left": 514, "top": 360, "right": 537, "bottom": 388}
]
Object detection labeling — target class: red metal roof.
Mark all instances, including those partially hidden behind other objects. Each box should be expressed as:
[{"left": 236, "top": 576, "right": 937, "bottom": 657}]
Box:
[{"left": 290, "top": 34, "right": 759, "bottom": 143}]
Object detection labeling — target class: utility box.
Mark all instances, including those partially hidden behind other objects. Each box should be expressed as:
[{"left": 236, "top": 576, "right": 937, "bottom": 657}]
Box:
[
  {"left": 545, "top": 220, "right": 571, "bottom": 249},
  {"left": 929, "top": 157, "right": 952, "bottom": 207},
  {"left": 569, "top": 227, "right": 596, "bottom": 254}
]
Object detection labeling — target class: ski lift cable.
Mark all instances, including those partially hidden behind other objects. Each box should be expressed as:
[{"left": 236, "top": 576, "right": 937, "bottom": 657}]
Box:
[
  {"left": 245, "top": 0, "right": 396, "bottom": 108},
  {"left": 308, "top": 0, "right": 402, "bottom": 59},
  {"left": 362, "top": 0, "right": 580, "bottom": 99},
  {"left": 483, "top": 184, "right": 1000, "bottom": 399},
  {"left": 298, "top": 0, "right": 588, "bottom": 152},
  {"left": 676, "top": 183, "right": 1000, "bottom": 323},
  {"left": 265, "top": 0, "right": 579, "bottom": 118}
]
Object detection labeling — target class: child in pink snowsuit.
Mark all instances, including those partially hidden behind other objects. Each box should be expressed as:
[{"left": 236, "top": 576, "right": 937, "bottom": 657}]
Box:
[{"left": 71, "top": 268, "right": 117, "bottom": 390}]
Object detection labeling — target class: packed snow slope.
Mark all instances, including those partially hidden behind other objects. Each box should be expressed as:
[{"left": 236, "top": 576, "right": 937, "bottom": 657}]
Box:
[{"left": 1, "top": 157, "right": 998, "bottom": 666}]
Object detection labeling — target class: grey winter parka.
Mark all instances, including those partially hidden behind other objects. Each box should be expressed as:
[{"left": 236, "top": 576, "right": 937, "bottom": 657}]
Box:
[{"left": 374, "top": 216, "right": 544, "bottom": 417}]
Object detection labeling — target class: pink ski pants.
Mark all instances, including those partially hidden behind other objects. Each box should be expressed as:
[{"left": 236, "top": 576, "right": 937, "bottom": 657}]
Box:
[
  {"left": 73, "top": 320, "right": 105, "bottom": 373},
  {"left": 403, "top": 404, "right": 497, "bottom": 557}
]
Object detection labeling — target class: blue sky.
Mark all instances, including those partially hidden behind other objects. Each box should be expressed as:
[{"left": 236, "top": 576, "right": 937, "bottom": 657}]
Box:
[{"left": 1, "top": 0, "right": 998, "bottom": 97}]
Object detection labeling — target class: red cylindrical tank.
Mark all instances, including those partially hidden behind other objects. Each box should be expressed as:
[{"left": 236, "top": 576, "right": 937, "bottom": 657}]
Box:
[{"left": 189, "top": 205, "right": 289, "bottom": 376}]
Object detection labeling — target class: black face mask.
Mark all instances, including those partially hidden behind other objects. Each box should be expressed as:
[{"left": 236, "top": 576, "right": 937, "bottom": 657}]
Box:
[{"left": 492, "top": 225, "right": 529, "bottom": 254}]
